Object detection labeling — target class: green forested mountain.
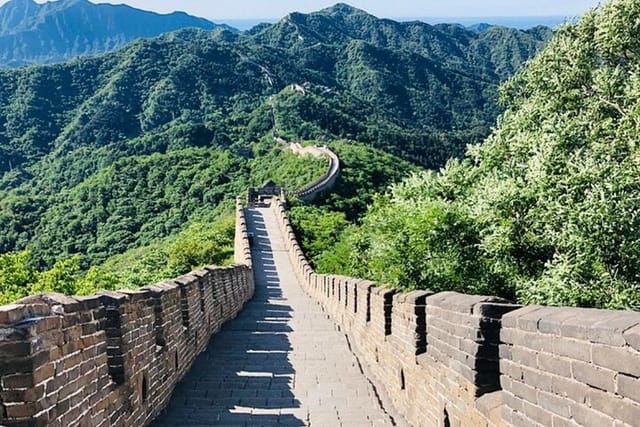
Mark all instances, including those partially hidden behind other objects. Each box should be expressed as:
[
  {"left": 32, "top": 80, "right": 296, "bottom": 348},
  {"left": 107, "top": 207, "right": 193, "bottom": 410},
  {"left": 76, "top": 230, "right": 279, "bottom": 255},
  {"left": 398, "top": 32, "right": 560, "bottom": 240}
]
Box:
[
  {"left": 308, "top": 0, "right": 640, "bottom": 310},
  {"left": 0, "top": 0, "right": 227, "bottom": 68},
  {"left": 0, "top": 4, "right": 551, "bottom": 175},
  {"left": 0, "top": 4, "right": 550, "bottom": 303}
]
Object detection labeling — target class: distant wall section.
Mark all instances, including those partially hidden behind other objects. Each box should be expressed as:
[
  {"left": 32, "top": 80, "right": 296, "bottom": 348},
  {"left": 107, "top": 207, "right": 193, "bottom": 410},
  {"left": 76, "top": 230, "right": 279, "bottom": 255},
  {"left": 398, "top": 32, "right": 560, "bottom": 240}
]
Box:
[{"left": 288, "top": 143, "right": 340, "bottom": 202}]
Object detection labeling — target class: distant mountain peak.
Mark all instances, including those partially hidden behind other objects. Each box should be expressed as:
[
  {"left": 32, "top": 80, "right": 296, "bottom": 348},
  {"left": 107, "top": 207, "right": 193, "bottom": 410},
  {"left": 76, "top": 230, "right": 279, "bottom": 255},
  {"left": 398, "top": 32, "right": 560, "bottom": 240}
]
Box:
[
  {"left": 467, "top": 23, "right": 493, "bottom": 33},
  {"left": 321, "top": 3, "right": 370, "bottom": 16},
  {"left": 0, "top": 0, "right": 227, "bottom": 67}
]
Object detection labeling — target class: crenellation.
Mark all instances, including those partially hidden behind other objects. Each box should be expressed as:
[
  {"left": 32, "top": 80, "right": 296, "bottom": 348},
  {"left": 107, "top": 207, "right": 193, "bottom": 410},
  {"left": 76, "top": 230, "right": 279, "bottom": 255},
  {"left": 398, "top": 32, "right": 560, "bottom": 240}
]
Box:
[
  {"left": 268, "top": 195, "right": 640, "bottom": 426},
  {"left": 0, "top": 200, "right": 255, "bottom": 427},
  {"left": 3, "top": 195, "right": 640, "bottom": 426}
]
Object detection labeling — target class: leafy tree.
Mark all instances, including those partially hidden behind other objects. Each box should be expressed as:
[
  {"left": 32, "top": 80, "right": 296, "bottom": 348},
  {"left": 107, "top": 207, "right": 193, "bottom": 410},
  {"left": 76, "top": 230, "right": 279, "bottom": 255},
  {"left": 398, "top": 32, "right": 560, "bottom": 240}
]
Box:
[
  {"left": 313, "top": 0, "right": 640, "bottom": 310},
  {"left": 0, "top": 251, "right": 36, "bottom": 304}
]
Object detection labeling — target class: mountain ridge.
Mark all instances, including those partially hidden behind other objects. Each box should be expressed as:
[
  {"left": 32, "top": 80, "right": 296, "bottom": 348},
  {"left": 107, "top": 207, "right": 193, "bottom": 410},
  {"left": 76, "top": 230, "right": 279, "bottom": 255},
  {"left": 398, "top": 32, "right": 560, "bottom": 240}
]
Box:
[
  {"left": 0, "top": 0, "right": 232, "bottom": 67},
  {"left": 0, "top": 3, "right": 550, "bottom": 271}
]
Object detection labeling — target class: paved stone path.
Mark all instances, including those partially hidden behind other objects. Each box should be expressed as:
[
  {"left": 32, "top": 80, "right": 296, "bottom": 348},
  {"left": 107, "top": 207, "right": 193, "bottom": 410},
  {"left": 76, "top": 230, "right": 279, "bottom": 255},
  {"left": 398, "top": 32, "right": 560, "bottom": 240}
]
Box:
[{"left": 152, "top": 206, "right": 397, "bottom": 426}]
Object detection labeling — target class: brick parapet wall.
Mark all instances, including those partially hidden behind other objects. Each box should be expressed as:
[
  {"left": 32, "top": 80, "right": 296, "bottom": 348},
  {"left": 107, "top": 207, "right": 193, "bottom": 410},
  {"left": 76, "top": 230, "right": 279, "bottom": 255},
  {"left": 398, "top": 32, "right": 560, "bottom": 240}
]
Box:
[
  {"left": 235, "top": 197, "right": 253, "bottom": 269},
  {"left": 500, "top": 306, "right": 640, "bottom": 426},
  {"left": 0, "top": 201, "right": 256, "bottom": 426},
  {"left": 271, "top": 196, "right": 640, "bottom": 427},
  {"left": 289, "top": 145, "right": 340, "bottom": 202}
]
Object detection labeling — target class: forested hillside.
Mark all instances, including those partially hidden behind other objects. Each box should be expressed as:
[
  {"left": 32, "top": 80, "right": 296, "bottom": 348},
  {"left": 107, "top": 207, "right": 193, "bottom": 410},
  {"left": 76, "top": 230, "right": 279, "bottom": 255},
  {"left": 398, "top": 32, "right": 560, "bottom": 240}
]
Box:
[
  {"left": 0, "top": 4, "right": 549, "bottom": 303},
  {"left": 305, "top": 0, "right": 640, "bottom": 310},
  {"left": 0, "top": 0, "right": 226, "bottom": 67}
]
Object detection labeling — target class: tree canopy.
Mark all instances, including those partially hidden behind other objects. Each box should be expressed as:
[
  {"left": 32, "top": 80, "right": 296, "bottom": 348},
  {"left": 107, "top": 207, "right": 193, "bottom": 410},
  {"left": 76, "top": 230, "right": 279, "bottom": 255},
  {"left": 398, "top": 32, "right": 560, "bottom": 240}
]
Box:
[{"left": 307, "top": 0, "right": 640, "bottom": 310}]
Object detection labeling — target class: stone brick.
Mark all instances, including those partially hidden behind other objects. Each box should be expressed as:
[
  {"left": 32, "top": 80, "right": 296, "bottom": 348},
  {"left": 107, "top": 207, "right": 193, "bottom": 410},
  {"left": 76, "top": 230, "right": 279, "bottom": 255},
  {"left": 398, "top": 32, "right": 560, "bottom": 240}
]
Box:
[
  {"left": 501, "top": 305, "right": 544, "bottom": 329},
  {"left": 517, "top": 307, "right": 557, "bottom": 332},
  {"left": 617, "top": 374, "right": 640, "bottom": 403},
  {"left": 591, "top": 343, "right": 640, "bottom": 377},
  {"left": 589, "top": 312, "right": 640, "bottom": 347},
  {"left": 558, "top": 310, "right": 607, "bottom": 341},
  {"left": 0, "top": 304, "right": 51, "bottom": 326},
  {"left": 587, "top": 388, "right": 640, "bottom": 425},
  {"left": 520, "top": 398, "right": 553, "bottom": 426},
  {"left": 536, "top": 390, "right": 572, "bottom": 418},
  {"left": 537, "top": 352, "right": 571, "bottom": 377},
  {"left": 570, "top": 403, "right": 617, "bottom": 427},
  {"left": 550, "top": 375, "right": 590, "bottom": 405},
  {"left": 623, "top": 324, "right": 640, "bottom": 351},
  {"left": 512, "top": 330, "right": 553, "bottom": 353},
  {"left": 509, "top": 378, "right": 538, "bottom": 403},
  {"left": 551, "top": 337, "right": 592, "bottom": 363},
  {"left": 521, "top": 366, "right": 552, "bottom": 392},
  {"left": 501, "top": 359, "right": 523, "bottom": 381},
  {"left": 571, "top": 360, "right": 616, "bottom": 392},
  {"left": 473, "top": 302, "right": 521, "bottom": 319},
  {"left": 537, "top": 309, "right": 580, "bottom": 335},
  {"left": 510, "top": 346, "right": 538, "bottom": 368},
  {"left": 3, "top": 195, "right": 640, "bottom": 427},
  {"left": 551, "top": 414, "right": 579, "bottom": 427}
]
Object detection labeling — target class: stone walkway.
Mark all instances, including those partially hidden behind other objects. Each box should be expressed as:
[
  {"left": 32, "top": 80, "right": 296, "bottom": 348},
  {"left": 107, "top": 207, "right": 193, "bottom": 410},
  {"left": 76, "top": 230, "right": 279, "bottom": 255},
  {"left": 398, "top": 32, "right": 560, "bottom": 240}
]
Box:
[{"left": 152, "top": 207, "right": 397, "bottom": 426}]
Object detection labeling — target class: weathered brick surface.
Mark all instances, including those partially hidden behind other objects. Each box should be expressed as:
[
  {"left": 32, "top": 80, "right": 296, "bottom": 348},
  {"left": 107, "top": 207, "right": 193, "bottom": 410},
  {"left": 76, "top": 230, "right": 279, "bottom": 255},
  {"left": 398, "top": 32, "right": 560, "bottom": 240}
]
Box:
[
  {"left": 5, "top": 194, "right": 638, "bottom": 426},
  {"left": 0, "top": 201, "right": 255, "bottom": 427},
  {"left": 501, "top": 306, "right": 640, "bottom": 427},
  {"left": 270, "top": 196, "right": 640, "bottom": 427}
]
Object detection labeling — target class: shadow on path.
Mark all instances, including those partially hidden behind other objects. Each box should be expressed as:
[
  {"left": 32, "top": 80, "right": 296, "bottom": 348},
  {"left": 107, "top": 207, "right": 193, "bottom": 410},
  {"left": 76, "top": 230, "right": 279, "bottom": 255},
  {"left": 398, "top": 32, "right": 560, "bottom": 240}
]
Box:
[{"left": 152, "top": 209, "right": 306, "bottom": 426}]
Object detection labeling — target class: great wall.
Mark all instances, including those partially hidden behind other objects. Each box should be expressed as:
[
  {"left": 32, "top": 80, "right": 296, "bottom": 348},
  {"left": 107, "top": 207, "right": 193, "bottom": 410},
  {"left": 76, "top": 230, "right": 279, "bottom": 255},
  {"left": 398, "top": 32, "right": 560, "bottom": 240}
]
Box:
[{"left": 0, "top": 146, "right": 639, "bottom": 426}]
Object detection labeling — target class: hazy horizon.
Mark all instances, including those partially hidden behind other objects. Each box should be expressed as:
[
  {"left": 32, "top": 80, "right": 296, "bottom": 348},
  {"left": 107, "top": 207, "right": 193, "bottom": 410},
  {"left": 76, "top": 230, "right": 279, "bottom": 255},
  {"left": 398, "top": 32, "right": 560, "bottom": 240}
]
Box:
[
  {"left": 221, "top": 15, "right": 573, "bottom": 31},
  {"left": 5, "top": 0, "right": 602, "bottom": 22}
]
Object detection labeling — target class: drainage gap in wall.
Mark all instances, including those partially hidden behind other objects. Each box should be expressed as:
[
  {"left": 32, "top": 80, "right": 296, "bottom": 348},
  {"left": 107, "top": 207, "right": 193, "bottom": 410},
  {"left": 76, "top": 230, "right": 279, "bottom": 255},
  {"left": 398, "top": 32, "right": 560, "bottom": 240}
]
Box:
[
  {"left": 344, "top": 283, "right": 348, "bottom": 307},
  {"left": 141, "top": 373, "right": 149, "bottom": 403},
  {"left": 151, "top": 295, "right": 166, "bottom": 348},
  {"left": 400, "top": 369, "right": 405, "bottom": 391},
  {"left": 444, "top": 408, "right": 451, "bottom": 427},
  {"left": 174, "top": 351, "right": 179, "bottom": 371},
  {"left": 354, "top": 287, "right": 358, "bottom": 313},
  {"left": 366, "top": 291, "right": 371, "bottom": 322},
  {"left": 198, "top": 280, "right": 206, "bottom": 314},
  {"left": 179, "top": 286, "right": 190, "bottom": 329},
  {"left": 0, "top": 394, "right": 6, "bottom": 418}
]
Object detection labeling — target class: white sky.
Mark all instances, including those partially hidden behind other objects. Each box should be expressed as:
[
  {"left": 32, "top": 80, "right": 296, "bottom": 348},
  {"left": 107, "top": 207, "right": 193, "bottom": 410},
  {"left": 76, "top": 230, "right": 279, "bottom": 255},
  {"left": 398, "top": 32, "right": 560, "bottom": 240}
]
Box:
[{"left": 13, "top": 0, "right": 604, "bottom": 20}]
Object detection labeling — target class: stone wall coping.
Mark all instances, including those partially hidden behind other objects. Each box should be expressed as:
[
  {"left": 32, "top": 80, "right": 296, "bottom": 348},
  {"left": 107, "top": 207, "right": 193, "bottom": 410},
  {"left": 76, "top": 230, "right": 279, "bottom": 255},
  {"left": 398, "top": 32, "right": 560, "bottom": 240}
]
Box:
[
  {"left": 0, "top": 303, "right": 51, "bottom": 326},
  {"left": 356, "top": 280, "right": 375, "bottom": 291},
  {"left": 393, "top": 290, "right": 433, "bottom": 305},
  {"left": 371, "top": 286, "right": 397, "bottom": 297},
  {"left": 427, "top": 291, "right": 509, "bottom": 313}
]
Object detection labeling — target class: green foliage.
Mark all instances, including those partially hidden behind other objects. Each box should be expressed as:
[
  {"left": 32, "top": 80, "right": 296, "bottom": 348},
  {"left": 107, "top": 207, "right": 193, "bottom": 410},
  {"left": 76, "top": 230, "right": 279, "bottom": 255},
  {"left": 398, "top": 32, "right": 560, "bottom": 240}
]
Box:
[
  {"left": 0, "top": 7, "right": 548, "bottom": 175},
  {"left": 0, "top": 215, "right": 235, "bottom": 304},
  {"left": 249, "top": 147, "right": 327, "bottom": 191},
  {"left": 288, "top": 206, "right": 349, "bottom": 264},
  {"left": 0, "top": 251, "right": 37, "bottom": 304},
  {"left": 96, "top": 215, "right": 236, "bottom": 289},
  {"left": 313, "top": 0, "right": 640, "bottom": 310},
  {"left": 0, "top": 251, "right": 119, "bottom": 303},
  {"left": 314, "top": 141, "right": 418, "bottom": 220},
  {"left": 286, "top": 140, "right": 418, "bottom": 271},
  {"left": 0, "top": 5, "right": 550, "bottom": 304},
  {"left": 31, "top": 256, "right": 83, "bottom": 296}
]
